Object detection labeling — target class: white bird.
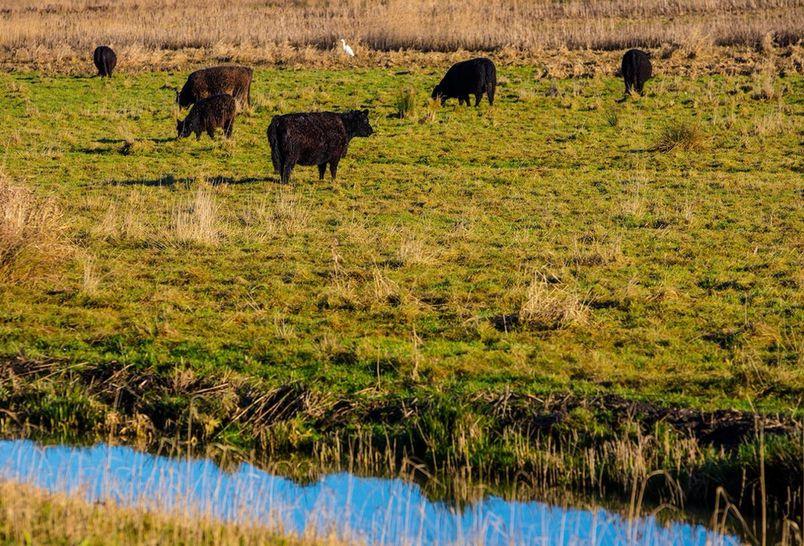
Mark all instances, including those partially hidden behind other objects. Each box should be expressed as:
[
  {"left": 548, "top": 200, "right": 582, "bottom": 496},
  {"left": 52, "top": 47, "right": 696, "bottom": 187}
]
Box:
[{"left": 340, "top": 38, "right": 355, "bottom": 57}]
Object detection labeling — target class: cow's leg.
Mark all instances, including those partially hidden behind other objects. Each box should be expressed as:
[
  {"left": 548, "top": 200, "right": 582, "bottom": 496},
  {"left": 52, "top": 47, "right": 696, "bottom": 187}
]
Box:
[
  {"left": 276, "top": 158, "right": 284, "bottom": 181},
  {"left": 329, "top": 159, "right": 339, "bottom": 180},
  {"left": 318, "top": 164, "right": 327, "bottom": 180},
  {"left": 474, "top": 92, "right": 482, "bottom": 107},
  {"left": 207, "top": 127, "right": 215, "bottom": 139},
  {"left": 195, "top": 130, "right": 201, "bottom": 140},
  {"left": 281, "top": 162, "right": 294, "bottom": 184},
  {"left": 462, "top": 95, "right": 470, "bottom": 106},
  {"left": 636, "top": 80, "right": 645, "bottom": 96}
]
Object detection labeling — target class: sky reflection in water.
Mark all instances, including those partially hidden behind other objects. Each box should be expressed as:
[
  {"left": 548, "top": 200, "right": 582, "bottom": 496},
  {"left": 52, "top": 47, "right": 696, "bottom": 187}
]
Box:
[{"left": 0, "top": 440, "right": 741, "bottom": 546}]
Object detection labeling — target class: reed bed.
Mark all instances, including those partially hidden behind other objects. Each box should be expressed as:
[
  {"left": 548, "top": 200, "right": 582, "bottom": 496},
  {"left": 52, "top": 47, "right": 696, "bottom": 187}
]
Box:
[{"left": 0, "top": 0, "right": 800, "bottom": 70}]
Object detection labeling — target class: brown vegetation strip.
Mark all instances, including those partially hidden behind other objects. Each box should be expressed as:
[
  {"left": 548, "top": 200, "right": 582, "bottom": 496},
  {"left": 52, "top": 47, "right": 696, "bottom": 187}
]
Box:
[
  {"left": 2, "top": 42, "right": 802, "bottom": 79},
  {"left": 1, "top": 356, "right": 795, "bottom": 448},
  {"left": 0, "top": 0, "right": 801, "bottom": 73},
  {"left": 0, "top": 0, "right": 800, "bottom": 51}
]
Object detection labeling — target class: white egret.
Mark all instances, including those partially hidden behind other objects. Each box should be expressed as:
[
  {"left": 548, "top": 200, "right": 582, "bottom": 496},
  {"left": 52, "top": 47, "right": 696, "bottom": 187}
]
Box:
[{"left": 340, "top": 38, "right": 355, "bottom": 57}]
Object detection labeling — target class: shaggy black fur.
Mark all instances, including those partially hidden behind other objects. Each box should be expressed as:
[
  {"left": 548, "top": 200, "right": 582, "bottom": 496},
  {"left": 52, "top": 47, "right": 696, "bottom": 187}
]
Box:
[
  {"left": 177, "top": 66, "right": 253, "bottom": 109},
  {"left": 621, "top": 49, "right": 652, "bottom": 98},
  {"left": 176, "top": 94, "right": 237, "bottom": 140},
  {"left": 431, "top": 57, "right": 496, "bottom": 106},
  {"left": 267, "top": 110, "right": 373, "bottom": 184},
  {"left": 93, "top": 46, "right": 117, "bottom": 78}
]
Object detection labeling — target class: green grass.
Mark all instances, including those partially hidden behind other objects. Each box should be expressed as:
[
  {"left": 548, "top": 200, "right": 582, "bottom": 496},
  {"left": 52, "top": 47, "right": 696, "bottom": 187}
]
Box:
[
  {"left": 0, "top": 67, "right": 801, "bottom": 417},
  {"left": 3, "top": 68, "right": 801, "bottom": 410}
]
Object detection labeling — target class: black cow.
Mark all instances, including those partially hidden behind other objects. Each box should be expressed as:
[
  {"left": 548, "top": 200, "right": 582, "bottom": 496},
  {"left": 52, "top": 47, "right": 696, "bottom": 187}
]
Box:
[
  {"left": 267, "top": 110, "right": 373, "bottom": 184},
  {"left": 621, "top": 49, "right": 652, "bottom": 99},
  {"left": 432, "top": 58, "right": 496, "bottom": 106},
  {"left": 177, "top": 66, "right": 253, "bottom": 110},
  {"left": 93, "top": 46, "right": 117, "bottom": 78},
  {"left": 176, "top": 94, "right": 236, "bottom": 140}
]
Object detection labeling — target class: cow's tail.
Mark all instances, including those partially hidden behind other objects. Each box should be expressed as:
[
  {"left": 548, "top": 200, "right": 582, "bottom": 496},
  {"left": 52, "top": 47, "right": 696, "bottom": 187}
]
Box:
[
  {"left": 103, "top": 56, "right": 112, "bottom": 78},
  {"left": 625, "top": 55, "right": 637, "bottom": 93},
  {"left": 267, "top": 119, "right": 281, "bottom": 174},
  {"left": 486, "top": 62, "right": 497, "bottom": 105},
  {"left": 246, "top": 69, "right": 253, "bottom": 107}
]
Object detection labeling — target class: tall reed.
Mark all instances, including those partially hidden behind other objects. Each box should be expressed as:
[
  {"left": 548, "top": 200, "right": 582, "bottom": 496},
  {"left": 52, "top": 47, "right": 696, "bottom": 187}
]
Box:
[{"left": 0, "top": 0, "right": 799, "bottom": 58}]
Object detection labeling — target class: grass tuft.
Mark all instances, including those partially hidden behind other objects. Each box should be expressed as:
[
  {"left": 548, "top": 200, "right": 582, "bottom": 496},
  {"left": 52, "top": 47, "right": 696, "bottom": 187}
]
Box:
[
  {"left": 80, "top": 253, "right": 100, "bottom": 296},
  {"left": 654, "top": 121, "right": 706, "bottom": 153},
  {"left": 395, "top": 86, "right": 417, "bottom": 119},
  {"left": 751, "top": 71, "right": 781, "bottom": 101},
  {"left": 420, "top": 98, "right": 440, "bottom": 123},
  {"left": 519, "top": 273, "right": 589, "bottom": 330},
  {"left": 171, "top": 185, "right": 220, "bottom": 247},
  {"left": 0, "top": 173, "right": 68, "bottom": 283}
]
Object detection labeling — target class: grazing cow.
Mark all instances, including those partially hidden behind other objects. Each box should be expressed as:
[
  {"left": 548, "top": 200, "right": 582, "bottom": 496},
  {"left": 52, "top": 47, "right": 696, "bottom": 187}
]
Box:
[
  {"left": 621, "top": 49, "right": 652, "bottom": 99},
  {"left": 267, "top": 110, "right": 373, "bottom": 184},
  {"left": 177, "top": 66, "right": 253, "bottom": 110},
  {"left": 432, "top": 57, "right": 496, "bottom": 106},
  {"left": 176, "top": 94, "right": 236, "bottom": 140},
  {"left": 93, "top": 46, "right": 117, "bottom": 78}
]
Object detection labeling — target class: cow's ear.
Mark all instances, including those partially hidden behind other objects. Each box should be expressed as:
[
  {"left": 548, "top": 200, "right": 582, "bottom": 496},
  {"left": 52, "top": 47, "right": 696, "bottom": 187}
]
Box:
[{"left": 361, "top": 109, "right": 369, "bottom": 116}]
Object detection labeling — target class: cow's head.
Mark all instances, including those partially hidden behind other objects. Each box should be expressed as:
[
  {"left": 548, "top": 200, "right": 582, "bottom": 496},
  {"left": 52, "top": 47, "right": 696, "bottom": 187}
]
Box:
[
  {"left": 176, "top": 118, "right": 191, "bottom": 138},
  {"left": 345, "top": 109, "right": 373, "bottom": 137}
]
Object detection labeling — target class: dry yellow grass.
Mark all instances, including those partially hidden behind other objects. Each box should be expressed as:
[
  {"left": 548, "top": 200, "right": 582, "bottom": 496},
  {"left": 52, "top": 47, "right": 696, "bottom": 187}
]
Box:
[
  {"left": 0, "top": 173, "right": 70, "bottom": 283},
  {"left": 0, "top": 0, "right": 800, "bottom": 73},
  {"left": 171, "top": 184, "right": 221, "bottom": 246},
  {"left": 0, "top": 480, "right": 339, "bottom": 546},
  {"left": 519, "top": 272, "right": 590, "bottom": 330}
]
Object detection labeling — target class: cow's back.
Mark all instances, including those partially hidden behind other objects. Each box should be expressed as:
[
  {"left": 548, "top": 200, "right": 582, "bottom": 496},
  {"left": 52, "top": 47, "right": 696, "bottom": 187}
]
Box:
[
  {"left": 180, "top": 66, "right": 252, "bottom": 107},
  {"left": 93, "top": 46, "right": 116, "bottom": 77},
  {"left": 622, "top": 50, "right": 651, "bottom": 82},
  {"left": 195, "top": 94, "right": 236, "bottom": 124},
  {"left": 443, "top": 58, "right": 494, "bottom": 94},
  {"left": 272, "top": 113, "right": 347, "bottom": 165}
]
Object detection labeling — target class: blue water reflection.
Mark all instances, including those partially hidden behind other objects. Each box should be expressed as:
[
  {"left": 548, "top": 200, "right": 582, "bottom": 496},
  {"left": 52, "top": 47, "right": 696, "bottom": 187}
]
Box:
[{"left": 0, "top": 440, "right": 740, "bottom": 545}]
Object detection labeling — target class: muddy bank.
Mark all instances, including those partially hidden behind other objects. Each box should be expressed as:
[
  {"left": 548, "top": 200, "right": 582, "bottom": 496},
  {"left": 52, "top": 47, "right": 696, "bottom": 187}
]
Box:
[{"left": 1, "top": 357, "right": 801, "bottom": 517}]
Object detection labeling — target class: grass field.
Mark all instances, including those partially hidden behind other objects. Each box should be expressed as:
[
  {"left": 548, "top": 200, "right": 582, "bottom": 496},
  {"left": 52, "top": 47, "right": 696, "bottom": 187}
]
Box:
[{"left": 1, "top": 58, "right": 802, "bottom": 512}]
